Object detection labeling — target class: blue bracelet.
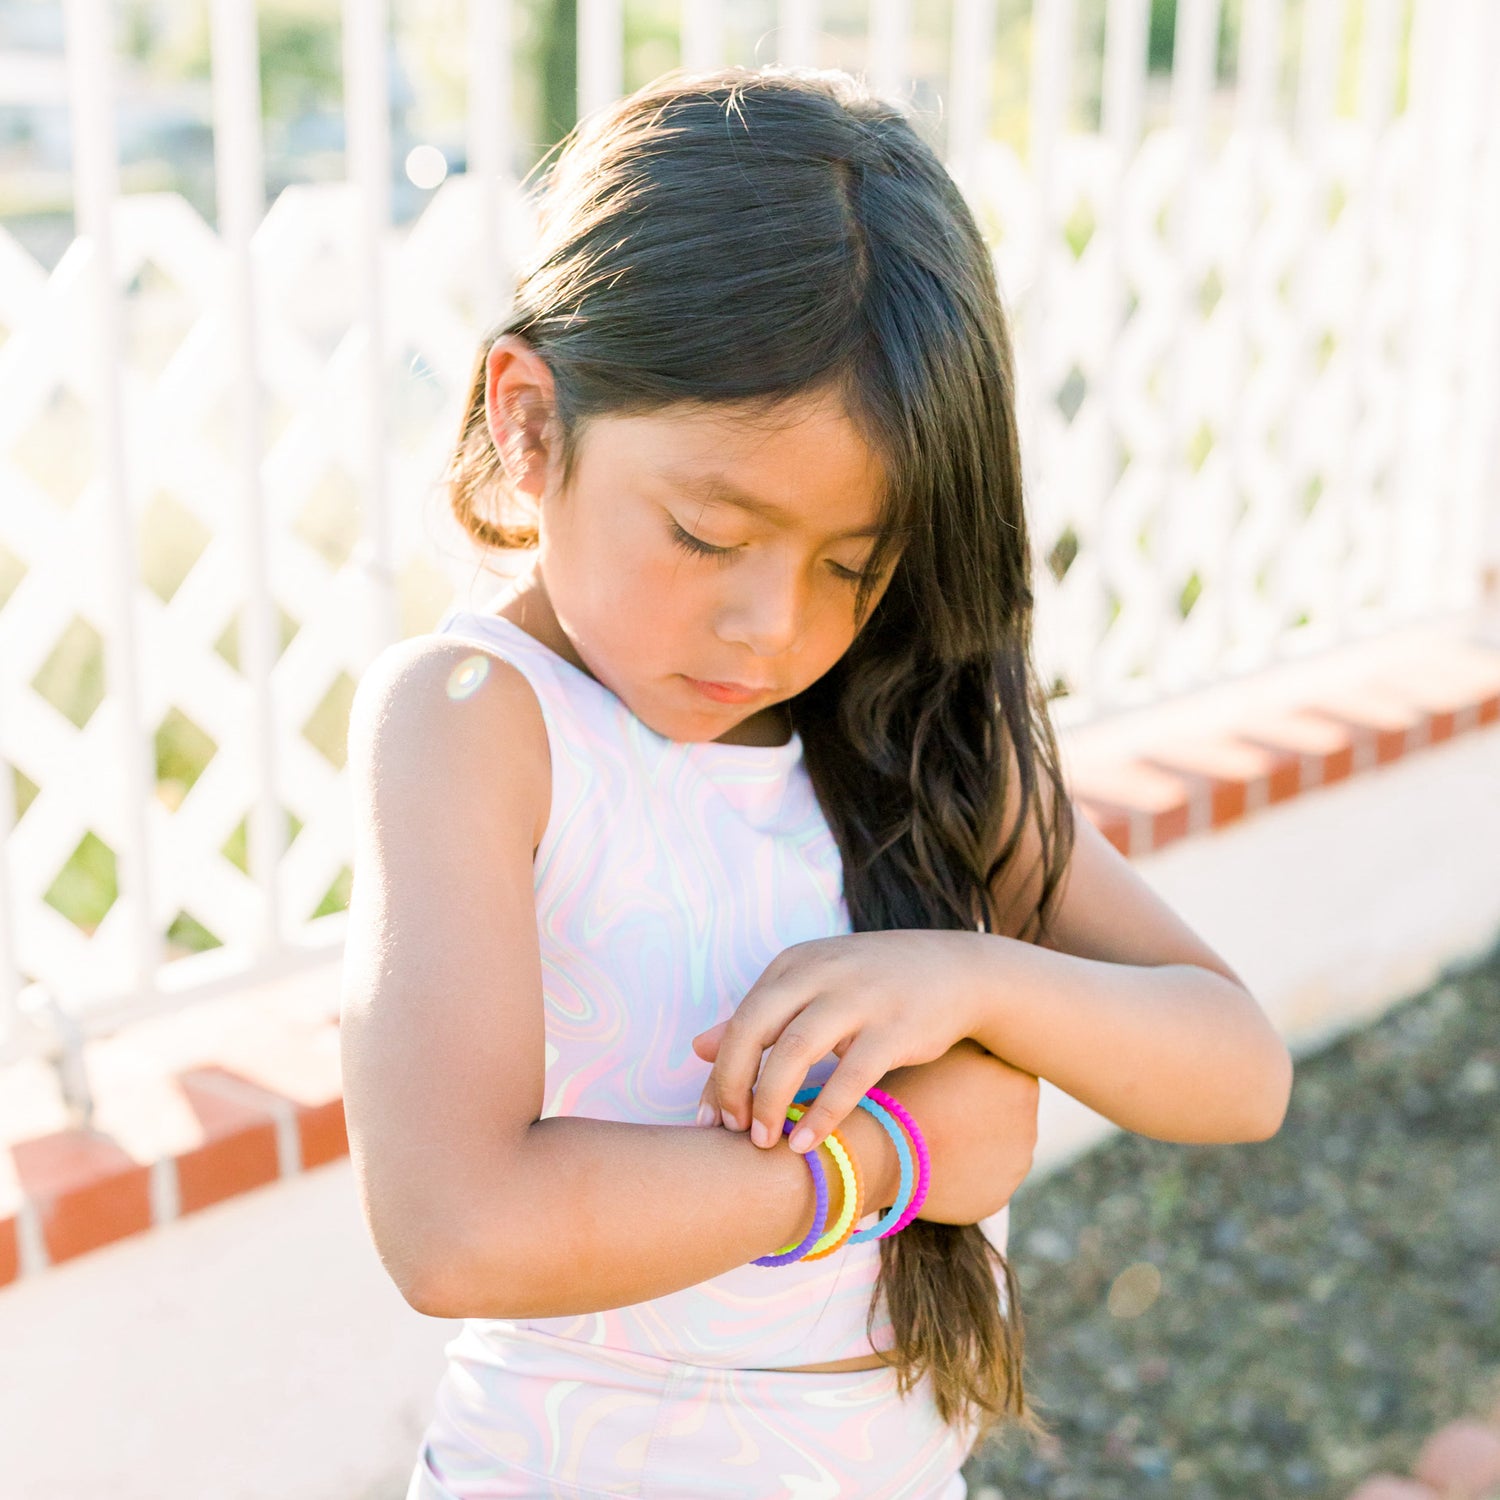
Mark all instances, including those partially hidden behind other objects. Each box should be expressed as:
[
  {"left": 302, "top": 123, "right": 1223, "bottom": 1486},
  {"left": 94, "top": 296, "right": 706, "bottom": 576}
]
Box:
[{"left": 793, "top": 1087, "right": 914, "bottom": 1244}]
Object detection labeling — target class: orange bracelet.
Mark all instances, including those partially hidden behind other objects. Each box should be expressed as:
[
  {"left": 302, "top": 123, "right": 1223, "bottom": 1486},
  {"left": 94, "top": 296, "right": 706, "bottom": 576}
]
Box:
[{"left": 799, "top": 1120, "right": 863, "bottom": 1261}]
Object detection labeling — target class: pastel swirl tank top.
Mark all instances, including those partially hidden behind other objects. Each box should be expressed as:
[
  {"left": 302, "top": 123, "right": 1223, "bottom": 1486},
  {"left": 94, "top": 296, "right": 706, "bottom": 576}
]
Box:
[{"left": 430, "top": 600, "right": 1011, "bottom": 1368}]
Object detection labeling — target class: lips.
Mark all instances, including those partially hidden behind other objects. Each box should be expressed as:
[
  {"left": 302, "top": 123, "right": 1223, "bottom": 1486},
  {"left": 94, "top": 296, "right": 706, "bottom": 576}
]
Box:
[{"left": 683, "top": 675, "right": 769, "bottom": 703}]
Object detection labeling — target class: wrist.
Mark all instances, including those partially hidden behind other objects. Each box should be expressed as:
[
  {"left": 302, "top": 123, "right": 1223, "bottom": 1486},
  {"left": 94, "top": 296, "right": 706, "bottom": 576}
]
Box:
[
  {"left": 953, "top": 928, "right": 1004, "bottom": 1055},
  {"left": 756, "top": 1099, "right": 902, "bottom": 1263}
]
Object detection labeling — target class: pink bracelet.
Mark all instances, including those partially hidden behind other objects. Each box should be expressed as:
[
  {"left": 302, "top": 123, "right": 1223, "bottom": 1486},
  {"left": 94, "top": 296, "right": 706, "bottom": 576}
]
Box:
[{"left": 863, "top": 1086, "right": 930, "bottom": 1234}]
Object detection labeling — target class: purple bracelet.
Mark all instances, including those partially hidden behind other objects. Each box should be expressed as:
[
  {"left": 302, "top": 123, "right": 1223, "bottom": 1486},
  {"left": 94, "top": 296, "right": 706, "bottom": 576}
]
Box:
[
  {"left": 794, "top": 1087, "right": 914, "bottom": 1243},
  {"left": 864, "top": 1086, "right": 931, "bottom": 1235},
  {"left": 750, "top": 1117, "right": 830, "bottom": 1266}
]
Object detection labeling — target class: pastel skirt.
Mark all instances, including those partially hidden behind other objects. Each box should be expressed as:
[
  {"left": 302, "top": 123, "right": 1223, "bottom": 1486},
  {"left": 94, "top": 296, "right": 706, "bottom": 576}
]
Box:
[{"left": 405, "top": 1322, "right": 974, "bottom": 1500}]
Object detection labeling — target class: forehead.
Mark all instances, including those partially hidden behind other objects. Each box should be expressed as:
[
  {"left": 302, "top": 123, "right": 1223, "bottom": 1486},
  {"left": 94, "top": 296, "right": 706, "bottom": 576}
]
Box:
[{"left": 585, "top": 390, "right": 890, "bottom": 538}]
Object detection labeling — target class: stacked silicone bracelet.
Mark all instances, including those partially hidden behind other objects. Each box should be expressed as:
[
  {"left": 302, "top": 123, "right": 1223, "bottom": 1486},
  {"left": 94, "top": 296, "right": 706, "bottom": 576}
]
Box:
[
  {"left": 787, "top": 1106, "right": 862, "bottom": 1260},
  {"left": 749, "top": 1117, "right": 829, "bottom": 1267},
  {"left": 752, "top": 1084, "right": 930, "bottom": 1267},
  {"left": 794, "top": 1086, "right": 926, "bottom": 1243},
  {"left": 869, "top": 1087, "right": 931, "bottom": 1233}
]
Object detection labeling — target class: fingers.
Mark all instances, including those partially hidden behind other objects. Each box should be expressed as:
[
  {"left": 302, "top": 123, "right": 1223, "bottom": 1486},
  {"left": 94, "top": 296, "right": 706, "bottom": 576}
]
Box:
[
  {"left": 758, "top": 1038, "right": 889, "bottom": 1156},
  {"left": 699, "top": 1008, "right": 788, "bottom": 1135},
  {"left": 691, "top": 1020, "right": 728, "bottom": 1062},
  {"left": 742, "top": 1023, "right": 825, "bottom": 1146},
  {"left": 696, "top": 951, "right": 808, "bottom": 1134}
]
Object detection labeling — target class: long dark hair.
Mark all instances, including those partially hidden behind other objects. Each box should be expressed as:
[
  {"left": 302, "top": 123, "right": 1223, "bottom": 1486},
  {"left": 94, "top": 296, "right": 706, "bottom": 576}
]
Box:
[{"left": 444, "top": 65, "right": 1075, "bottom": 1451}]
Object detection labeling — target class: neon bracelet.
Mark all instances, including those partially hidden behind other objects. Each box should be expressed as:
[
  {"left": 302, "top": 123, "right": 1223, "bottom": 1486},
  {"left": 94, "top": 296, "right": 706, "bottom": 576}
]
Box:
[
  {"left": 787, "top": 1105, "right": 862, "bottom": 1260},
  {"left": 863, "top": 1086, "right": 930, "bottom": 1234},
  {"left": 750, "top": 1117, "right": 829, "bottom": 1267},
  {"left": 794, "top": 1086, "right": 915, "bottom": 1243}
]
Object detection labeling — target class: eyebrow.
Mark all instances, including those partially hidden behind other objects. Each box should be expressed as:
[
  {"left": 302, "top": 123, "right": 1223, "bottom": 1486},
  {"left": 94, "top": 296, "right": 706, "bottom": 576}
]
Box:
[{"left": 659, "top": 467, "right": 888, "bottom": 540}]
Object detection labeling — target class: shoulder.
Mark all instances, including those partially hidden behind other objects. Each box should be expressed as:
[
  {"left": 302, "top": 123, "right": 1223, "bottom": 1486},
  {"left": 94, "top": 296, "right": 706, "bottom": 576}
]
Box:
[{"left": 348, "top": 633, "right": 551, "bottom": 854}]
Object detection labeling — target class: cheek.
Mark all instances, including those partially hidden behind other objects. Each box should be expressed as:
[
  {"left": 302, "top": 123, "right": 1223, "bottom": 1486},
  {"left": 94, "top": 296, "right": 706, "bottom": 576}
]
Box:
[
  {"left": 542, "top": 497, "right": 685, "bottom": 688},
  {"left": 573, "top": 501, "right": 657, "bottom": 585},
  {"left": 819, "top": 617, "right": 862, "bottom": 668},
  {"left": 617, "top": 531, "right": 710, "bottom": 640}
]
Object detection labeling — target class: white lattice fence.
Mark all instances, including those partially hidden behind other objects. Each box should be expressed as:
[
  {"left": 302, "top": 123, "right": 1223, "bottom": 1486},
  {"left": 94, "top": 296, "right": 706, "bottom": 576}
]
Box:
[
  {"left": 0, "top": 173, "right": 539, "bottom": 1064},
  {"left": 999, "top": 112, "right": 1483, "bottom": 716},
  {"left": 1, "top": 0, "right": 1498, "bottom": 1091}
]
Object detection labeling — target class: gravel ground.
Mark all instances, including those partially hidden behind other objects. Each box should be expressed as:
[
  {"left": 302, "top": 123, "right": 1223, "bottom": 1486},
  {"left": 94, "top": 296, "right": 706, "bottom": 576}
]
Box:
[{"left": 962, "top": 937, "right": 1500, "bottom": 1500}]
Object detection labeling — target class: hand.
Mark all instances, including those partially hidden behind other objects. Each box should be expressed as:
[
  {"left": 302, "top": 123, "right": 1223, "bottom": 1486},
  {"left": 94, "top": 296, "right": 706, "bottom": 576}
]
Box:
[
  {"left": 690, "top": 930, "right": 982, "bottom": 1156},
  {"left": 879, "top": 1041, "right": 1040, "bottom": 1223}
]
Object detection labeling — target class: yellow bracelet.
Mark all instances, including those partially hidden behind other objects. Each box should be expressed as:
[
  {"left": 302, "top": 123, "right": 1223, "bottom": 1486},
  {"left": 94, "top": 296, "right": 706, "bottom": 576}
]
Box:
[
  {"left": 771, "top": 1104, "right": 859, "bottom": 1260},
  {"left": 801, "top": 1119, "right": 863, "bottom": 1261}
]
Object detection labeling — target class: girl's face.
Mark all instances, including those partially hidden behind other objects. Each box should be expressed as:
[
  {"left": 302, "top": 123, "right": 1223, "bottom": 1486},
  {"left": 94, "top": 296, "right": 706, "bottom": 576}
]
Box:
[{"left": 489, "top": 340, "right": 900, "bottom": 746}]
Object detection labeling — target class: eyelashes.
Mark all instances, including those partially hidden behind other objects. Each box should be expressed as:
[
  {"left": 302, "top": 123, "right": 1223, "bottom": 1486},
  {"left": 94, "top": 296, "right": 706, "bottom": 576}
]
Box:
[
  {"left": 666, "top": 519, "right": 869, "bottom": 585},
  {"left": 667, "top": 518, "right": 736, "bottom": 565}
]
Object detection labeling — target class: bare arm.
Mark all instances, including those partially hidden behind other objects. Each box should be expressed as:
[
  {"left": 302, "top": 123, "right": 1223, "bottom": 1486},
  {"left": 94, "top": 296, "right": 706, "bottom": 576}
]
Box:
[
  {"left": 340, "top": 637, "right": 1036, "bottom": 1323},
  {"left": 978, "top": 738, "right": 1292, "bottom": 1143},
  {"left": 427, "top": 1039, "right": 1036, "bottom": 1321}
]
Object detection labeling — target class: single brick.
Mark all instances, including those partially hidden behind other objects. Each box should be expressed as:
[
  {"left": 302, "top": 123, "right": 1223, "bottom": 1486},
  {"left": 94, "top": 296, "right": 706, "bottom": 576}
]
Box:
[
  {"left": 173, "top": 1067, "right": 282, "bottom": 1214},
  {"left": 199, "top": 1021, "right": 346, "bottom": 1169},
  {"left": 298, "top": 1096, "right": 348, "bottom": 1169},
  {"left": 12, "top": 1129, "right": 152, "bottom": 1266},
  {"left": 1300, "top": 683, "right": 1429, "bottom": 767},
  {"left": 1239, "top": 706, "right": 1359, "bottom": 789},
  {"left": 1242, "top": 734, "right": 1304, "bottom": 805},
  {"left": 1067, "top": 760, "right": 1194, "bottom": 852},
  {"left": 1370, "top": 648, "right": 1500, "bottom": 745},
  {"left": 0, "top": 1213, "right": 17, "bottom": 1286},
  {"left": 1412, "top": 1419, "right": 1500, "bottom": 1498},
  {"left": 1141, "top": 736, "right": 1299, "bottom": 827}
]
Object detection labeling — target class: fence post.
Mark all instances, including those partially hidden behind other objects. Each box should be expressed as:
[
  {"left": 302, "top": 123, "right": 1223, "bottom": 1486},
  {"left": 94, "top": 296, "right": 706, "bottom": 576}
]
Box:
[
  {"left": 211, "top": 0, "right": 284, "bottom": 958},
  {"left": 62, "top": 0, "right": 161, "bottom": 1025},
  {"left": 578, "top": 0, "right": 624, "bottom": 120},
  {"left": 342, "top": 0, "right": 400, "bottom": 654}
]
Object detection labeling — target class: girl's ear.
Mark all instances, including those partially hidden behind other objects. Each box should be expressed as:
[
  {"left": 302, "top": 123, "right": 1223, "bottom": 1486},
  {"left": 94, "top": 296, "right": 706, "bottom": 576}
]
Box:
[{"left": 484, "top": 334, "right": 560, "bottom": 500}]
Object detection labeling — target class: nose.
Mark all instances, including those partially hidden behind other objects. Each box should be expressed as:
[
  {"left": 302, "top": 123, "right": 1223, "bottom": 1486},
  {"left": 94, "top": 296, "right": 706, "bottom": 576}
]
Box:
[{"left": 714, "top": 552, "right": 806, "bottom": 657}]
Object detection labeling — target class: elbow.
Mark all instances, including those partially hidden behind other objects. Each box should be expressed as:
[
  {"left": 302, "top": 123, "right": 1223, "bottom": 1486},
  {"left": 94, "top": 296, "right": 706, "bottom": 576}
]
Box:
[
  {"left": 1216, "top": 981, "right": 1294, "bottom": 1143},
  {"left": 358, "top": 1201, "right": 486, "bottom": 1319},
  {"left": 964, "top": 1157, "right": 1033, "bottom": 1225},
  {"left": 995, "top": 1129, "right": 1039, "bottom": 1213},
  {"left": 382, "top": 1234, "right": 470, "bottom": 1320},
  {"left": 404, "top": 1230, "right": 537, "bottom": 1322},
  {"left": 402, "top": 1249, "right": 468, "bottom": 1320},
  {"left": 402, "top": 1186, "right": 561, "bottom": 1320},
  {"left": 361, "top": 1209, "right": 458, "bottom": 1319},
  {"left": 977, "top": 1098, "right": 1039, "bottom": 1220},
  {"left": 1244, "top": 1040, "right": 1295, "bottom": 1142}
]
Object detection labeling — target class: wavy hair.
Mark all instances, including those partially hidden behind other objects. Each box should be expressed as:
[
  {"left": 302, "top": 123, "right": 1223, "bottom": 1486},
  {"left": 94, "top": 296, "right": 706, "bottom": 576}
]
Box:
[{"left": 443, "top": 66, "right": 1075, "bottom": 1451}]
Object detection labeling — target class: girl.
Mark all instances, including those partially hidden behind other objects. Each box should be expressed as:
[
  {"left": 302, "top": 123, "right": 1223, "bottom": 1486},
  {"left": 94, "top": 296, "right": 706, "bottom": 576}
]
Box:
[{"left": 341, "top": 66, "right": 1293, "bottom": 1500}]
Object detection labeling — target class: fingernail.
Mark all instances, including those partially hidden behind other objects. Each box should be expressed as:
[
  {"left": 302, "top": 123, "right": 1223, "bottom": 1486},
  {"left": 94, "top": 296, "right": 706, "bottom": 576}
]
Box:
[
  {"left": 789, "top": 1125, "right": 815, "bottom": 1154},
  {"left": 750, "top": 1118, "right": 771, "bottom": 1149},
  {"left": 696, "top": 1101, "right": 715, "bottom": 1127}
]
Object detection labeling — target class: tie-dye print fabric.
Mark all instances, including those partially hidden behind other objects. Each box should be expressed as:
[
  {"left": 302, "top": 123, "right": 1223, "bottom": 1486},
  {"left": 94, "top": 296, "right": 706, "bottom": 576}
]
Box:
[
  {"left": 412, "top": 605, "right": 1011, "bottom": 1494},
  {"left": 433, "top": 605, "right": 1011, "bottom": 1370},
  {"left": 405, "top": 1320, "right": 975, "bottom": 1499}
]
